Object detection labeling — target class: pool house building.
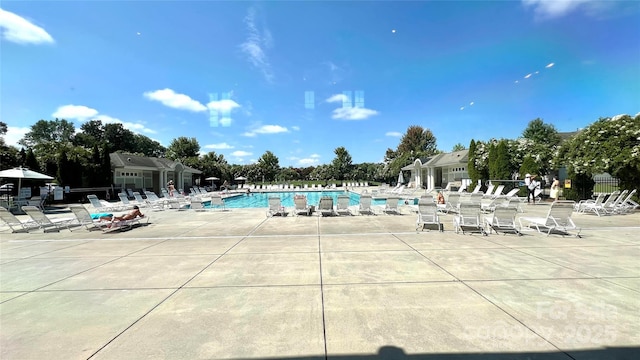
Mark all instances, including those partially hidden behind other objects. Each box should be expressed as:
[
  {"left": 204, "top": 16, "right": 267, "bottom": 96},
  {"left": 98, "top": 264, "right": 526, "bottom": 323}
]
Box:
[
  {"left": 402, "top": 149, "right": 471, "bottom": 191},
  {"left": 110, "top": 153, "right": 202, "bottom": 194}
]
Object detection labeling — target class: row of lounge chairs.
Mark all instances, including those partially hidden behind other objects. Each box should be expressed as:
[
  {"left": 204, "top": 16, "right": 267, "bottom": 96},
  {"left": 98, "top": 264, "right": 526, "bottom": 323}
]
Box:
[
  {"left": 0, "top": 205, "right": 148, "bottom": 233},
  {"left": 266, "top": 193, "right": 400, "bottom": 217},
  {"left": 575, "top": 189, "right": 637, "bottom": 216},
  {"left": 415, "top": 194, "right": 581, "bottom": 237}
]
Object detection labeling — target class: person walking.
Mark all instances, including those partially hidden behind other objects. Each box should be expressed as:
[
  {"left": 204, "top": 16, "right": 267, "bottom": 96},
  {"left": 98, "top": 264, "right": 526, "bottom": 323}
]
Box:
[
  {"left": 525, "top": 174, "right": 539, "bottom": 204},
  {"left": 550, "top": 176, "right": 560, "bottom": 201}
]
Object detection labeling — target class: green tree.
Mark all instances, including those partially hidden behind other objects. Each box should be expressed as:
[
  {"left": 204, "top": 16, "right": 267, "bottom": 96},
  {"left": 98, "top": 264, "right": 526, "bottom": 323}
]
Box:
[
  {"left": 24, "top": 148, "right": 39, "bottom": 171},
  {"left": 133, "top": 134, "right": 166, "bottom": 157},
  {"left": 104, "top": 123, "right": 137, "bottom": 153},
  {"left": 452, "top": 143, "right": 466, "bottom": 151},
  {"left": 467, "top": 140, "right": 481, "bottom": 187},
  {"left": 397, "top": 125, "right": 438, "bottom": 157},
  {"left": 557, "top": 114, "right": 640, "bottom": 199},
  {"left": 488, "top": 140, "right": 511, "bottom": 180},
  {"left": 257, "top": 151, "right": 280, "bottom": 182},
  {"left": 522, "top": 118, "right": 562, "bottom": 145},
  {"left": 20, "top": 119, "right": 76, "bottom": 165},
  {"left": 166, "top": 137, "right": 200, "bottom": 160},
  {"left": 330, "top": 146, "right": 353, "bottom": 180},
  {"left": 519, "top": 118, "right": 562, "bottom": 176},
  {"left": 0, "top": 121, "right": 20, "bottom": 169}
]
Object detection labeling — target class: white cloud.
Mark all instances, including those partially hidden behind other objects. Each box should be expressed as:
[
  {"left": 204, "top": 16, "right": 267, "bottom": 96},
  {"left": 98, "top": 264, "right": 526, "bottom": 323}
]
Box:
[
  {"left": 3, "top": 126, "right": 29, "bottom": 147},
  {"left": 291, "top": 126, "right": 300, "bottom": 131},
  {"left": 326, "top": 94, "right": 349, "bottom": 103},
  {"left": 220, "top": 117, "right": 233, "bottom": 127},
  {"left": 546, "top": 62, "right": 555, "bottom": 68},
  {"left": 298, "top": 157, "right": 319, "bottom": 166},
  {"left": 332, "top": 107, "right": 379, "bottom": 120},
  {"left": 207, "top": 99, "right": 241, "bottom": 112},
  {"left": 522, "top": 0, "right": 599, "bottom": 19},
  {"left": 231, "top": 150, "right": 252, "bottom": 157},
  {"left": 205, "top": 142, "right": 234, "bottom": 150},
  {"left": 0, "top": 9, "right": 54, "bottom": 45},
  {"left": 524, "top": 73, "right": 532, "bottom": 79},
  {"left": 240, "top": 7, "right": 274, "bottom": 82},
  {"left": 52, "top": 105, "right": 99, "bottom": 120},
  {"left": 385, "top": 131, "right": 402, "bottom": 137},
  {"left": 310, "top": 154, "right": 320, "bottom": 158},
  {"left": 52, "top": 104, "right": 156, "bottom": 134},
  {"left": 243, "top": 124, "right": 289, "bottom": 137},
  {"left": 143, "top": 88, "right": 206, "bottom": 112}
]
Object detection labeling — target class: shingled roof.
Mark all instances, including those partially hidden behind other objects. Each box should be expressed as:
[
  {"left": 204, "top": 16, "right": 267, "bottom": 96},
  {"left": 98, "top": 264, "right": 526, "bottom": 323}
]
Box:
[{"left": 110, "top": 153, "right": 202, "bottom": 173}]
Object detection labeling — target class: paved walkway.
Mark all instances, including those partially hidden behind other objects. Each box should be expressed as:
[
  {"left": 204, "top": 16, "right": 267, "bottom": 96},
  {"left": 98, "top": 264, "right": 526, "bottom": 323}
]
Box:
[{"left": 1, "top": 201, "right": 639, "bottom": 359}]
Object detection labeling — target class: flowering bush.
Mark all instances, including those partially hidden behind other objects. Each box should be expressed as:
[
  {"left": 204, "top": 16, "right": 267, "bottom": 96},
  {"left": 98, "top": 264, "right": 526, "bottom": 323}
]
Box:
[{"left": 557, "top": 114, "right": 640, "bottom": 199}]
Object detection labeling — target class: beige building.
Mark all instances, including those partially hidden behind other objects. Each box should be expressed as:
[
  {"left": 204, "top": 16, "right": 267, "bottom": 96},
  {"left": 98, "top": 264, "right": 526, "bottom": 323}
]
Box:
[
  {"left": 402, "top": 149, "right": 471, "bottom": 190},
  {"left": 110, "top": 153, "right": 202, "bottom": 194}
]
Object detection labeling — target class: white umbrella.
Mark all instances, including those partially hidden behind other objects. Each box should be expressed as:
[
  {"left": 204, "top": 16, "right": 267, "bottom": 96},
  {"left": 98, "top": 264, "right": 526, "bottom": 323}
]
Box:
[
  {"left": 234, "top": 176, "right": 247, "bottom": 181},
  {"left": 397, "top": 171, "right": 404, "bottom": 185},
  {"left": 205, "top": 176, "right": 220, "bottom": 181},
  {"left": 0, "top": 167, "right": 54, "bottom": 198}
]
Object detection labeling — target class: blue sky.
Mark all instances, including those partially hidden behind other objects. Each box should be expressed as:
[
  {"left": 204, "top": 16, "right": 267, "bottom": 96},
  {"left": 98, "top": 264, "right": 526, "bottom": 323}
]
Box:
[{"left": 1, "top": 0, "right": 639, "bottom": 167}]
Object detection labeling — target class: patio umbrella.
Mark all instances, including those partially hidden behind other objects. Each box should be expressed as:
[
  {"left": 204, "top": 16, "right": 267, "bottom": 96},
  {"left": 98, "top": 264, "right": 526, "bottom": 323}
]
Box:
[
  {"left": 397, "top": 171, "right": 404, "bottom": 185},
  {"left": 234, "top": 176, "right": 247, "bottom": 181},
  {"left": 0, "top": 167, "right": 54, "bottom": 198},
  {"left": 205, "top": 176, "right": 219, "bottom": 186}
]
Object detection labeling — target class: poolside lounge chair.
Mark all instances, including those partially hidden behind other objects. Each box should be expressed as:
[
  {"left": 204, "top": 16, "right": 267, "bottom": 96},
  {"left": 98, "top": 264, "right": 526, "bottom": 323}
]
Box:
[
  {"left": 617, "top": 189, "right": 638, "bottom": 213},
  {"left": 453, "top": 203, "right": 487, "bottom": 235},
  {"left": 519, "top": 200, "right": 581, "bottom": 237},
  {"left": 209, "top": 195, "right": 226, "bottom": 211},
  {"left": 87, "top": 194, "right": 129, "bottom": 212},
  {"left": 384, "top": 195, "right": 401, "bottom": 214},
  {"left": 358, "top": 194, "right": 376, "bottom": 215},
  {"left": 294, "top": 195, "right": 312, "bottom": 216},
  {"left": 444, "top": 192, "right": 461, "bottom": 214},
  {"left": 103, "top": 211, "right": 150, "bottom": 233},
  {"left": 416, "top": 195, "right": 442, "bottom": 232},
  {"left": 267, "top": 196, "right": 287, "bottom": 217},
  {"left": 575, "top": 193, "right": 606, "bottom": 216},
  {"left": 484, "top": 206, "right": 521, "bottom": 235},
  {"left": 67, "top": 204, "right": 109, "bottom": 231},
  {"left": 318, "top": 196, "right": 336, "bottom": 216},
  {"left": 0, "top": 207, "right": 40, "bottom": 233},
  {"left": 21, "top": 205, "right": 73, "bottom": 232},
  {"left": 336, "top": 194, "right": 352, "bottom": 216},
  {"left": 578, "top": 191, "right": 619, "bottom": 217}
]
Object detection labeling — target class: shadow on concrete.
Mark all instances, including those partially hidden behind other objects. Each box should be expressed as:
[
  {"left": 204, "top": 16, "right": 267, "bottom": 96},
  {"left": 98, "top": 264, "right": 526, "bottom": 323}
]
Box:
[{"left": 232, "top": 345, "right": 639, "bottom": 360}]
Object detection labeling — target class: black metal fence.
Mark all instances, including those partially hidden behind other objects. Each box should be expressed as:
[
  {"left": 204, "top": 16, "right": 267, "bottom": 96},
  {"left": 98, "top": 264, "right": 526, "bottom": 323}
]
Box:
[{"left": 593, "top": 176, "right": 620, "bottom": 194}]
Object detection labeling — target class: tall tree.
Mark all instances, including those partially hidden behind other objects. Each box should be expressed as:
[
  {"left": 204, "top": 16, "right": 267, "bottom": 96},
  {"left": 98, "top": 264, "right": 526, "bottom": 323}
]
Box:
[
  {"left": 452, "top": 143, "right": 466, "bottom": 151},
  {"left": 257, "top": 151, "right": 280, "bottom": 182},
  {"left": 522, "top": 118, "right": 562, "bottom": 145},
  {"left": 489, "top": 140, "right": 511, "bottom": 181},
  {"left": 166, "top": 137, "right": 200, "bottom": 160},
  {"left": 330, "top": 146, "right": 353, "bottom": 180},
  {"left": 19, "top": 119, "right": 76, "bottom": 165},
  {"left": 467, "top": 140, "right": 481, "bottom": 187},
  {"left": 397, "top": 125, "right": 438, "bottom": 157},
  {"left": 104, "top": 123, "right": 137, "bottom": 153},
  {"left": 519, "top": 118, "right": 562, "bottom": 176}
]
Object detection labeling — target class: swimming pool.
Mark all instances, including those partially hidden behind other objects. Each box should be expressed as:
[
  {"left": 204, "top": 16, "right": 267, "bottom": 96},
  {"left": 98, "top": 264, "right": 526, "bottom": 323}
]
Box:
[{"left": 209, "top": 191, "right": 414, "bottom": 209}]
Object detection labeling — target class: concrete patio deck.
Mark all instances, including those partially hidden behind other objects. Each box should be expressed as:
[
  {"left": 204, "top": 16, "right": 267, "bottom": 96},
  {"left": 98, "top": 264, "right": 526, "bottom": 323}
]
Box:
[{"left": 1, "top": 201, "right": 639, "bottom": 359}]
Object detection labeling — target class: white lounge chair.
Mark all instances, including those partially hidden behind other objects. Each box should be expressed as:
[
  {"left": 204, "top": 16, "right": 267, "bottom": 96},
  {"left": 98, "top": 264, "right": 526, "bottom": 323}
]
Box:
[
  {"left": 484, "top": 207, "right": 521, "bottom": 236},
  {"left": 21, "top": 205, "right": 73, "bottom": 232},
  {"left": 358, "top": 194, "right": 376, "bottom": 215},
  {"left": 336, "top": 194, "right": 352, "bottom": 216},
  {"left": 294, "top": 195, "right": 311, "bottom": 216},
  {"left": 318, "top": 196, "right": 336, "bottom": 217},
  {"left": 416, "top": 195, "right": 442, "bottom": 232},
  {"left": 266, "top": 197, "right": 287, "bottom": 217},
  {"left": 68, "top": 205, "right": 109, "bottom": 231},
  {"left": 453, "top": 203, "right": 487, "bottom": 235},
  {"left": 384, "top": 195, "right": 401, "bottom": 215},
  {"left": 519, "top": 200, "right": 581, "bottom": 237},
  {"left": 0, "top": 207, "right": 40, "bottom": 233},
  {"left": 209, "top": 195, "right": 226, "bottom": 211}
]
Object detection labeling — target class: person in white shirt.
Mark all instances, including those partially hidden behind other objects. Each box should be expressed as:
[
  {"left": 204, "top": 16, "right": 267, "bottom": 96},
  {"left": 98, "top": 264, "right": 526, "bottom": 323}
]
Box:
[{"left": 525, "top": 174, "right": 539, "bottom": 204}]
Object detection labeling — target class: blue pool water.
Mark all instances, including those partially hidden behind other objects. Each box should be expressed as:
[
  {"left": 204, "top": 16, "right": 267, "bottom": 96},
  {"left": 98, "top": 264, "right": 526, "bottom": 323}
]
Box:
[{"left": 208, "top": 191, "right": 414, "bottom": 209}]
